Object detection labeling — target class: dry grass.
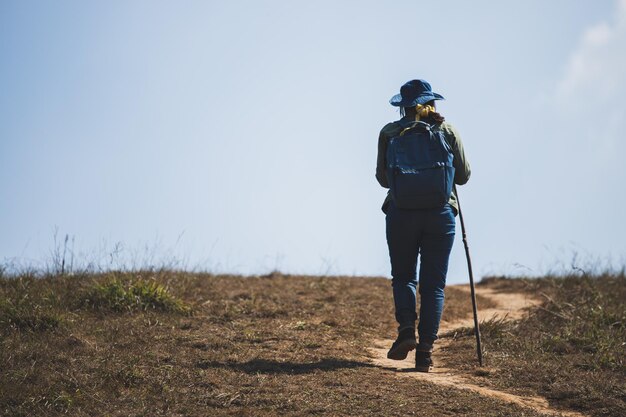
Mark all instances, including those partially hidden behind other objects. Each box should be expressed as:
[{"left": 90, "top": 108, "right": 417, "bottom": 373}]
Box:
[
  {"left": 2, "top": 271, "right": 542, "bottom": 416},
  {"left": 443, "top": 273, "right": 626, "bottom": 417}
]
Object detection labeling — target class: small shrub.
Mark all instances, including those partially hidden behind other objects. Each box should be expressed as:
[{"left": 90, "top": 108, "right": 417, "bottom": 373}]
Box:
[
  {"left": 84, "top": 277, "right": 191, "bottom": 314},
  {"left": 0, "top": 297, "right": 63, "bottom": 332},
  {"left": 478, "top": 315, "right": 514, "bottom": 340}
]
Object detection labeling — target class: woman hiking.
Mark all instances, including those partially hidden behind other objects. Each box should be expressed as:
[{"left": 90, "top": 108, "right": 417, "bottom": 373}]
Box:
[{"left": 376, "top": 79, "right": 471, "bottom": 372}]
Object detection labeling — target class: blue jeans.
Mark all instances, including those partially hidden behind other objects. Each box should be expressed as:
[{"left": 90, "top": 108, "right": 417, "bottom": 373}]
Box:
[{"left": 385, "top": 201, "right": 456, "bottom": 344}]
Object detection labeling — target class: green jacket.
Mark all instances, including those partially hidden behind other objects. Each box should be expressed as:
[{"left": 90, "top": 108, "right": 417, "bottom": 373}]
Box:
[{"left": 376, "top": 116, "right": 471, "bottom": 214}]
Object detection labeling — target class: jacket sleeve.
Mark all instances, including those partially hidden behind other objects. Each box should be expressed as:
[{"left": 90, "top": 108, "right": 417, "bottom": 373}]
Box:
[
  {"left": 375, "top": 128, "right": 390, "bottom": 188},
  {"left": 443, "top": 123, "right": 471, "bottom": 185}
]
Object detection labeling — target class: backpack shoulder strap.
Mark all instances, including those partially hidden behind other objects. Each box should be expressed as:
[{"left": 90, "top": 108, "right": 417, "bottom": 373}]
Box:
[
  {"left": 432, "top": 123, "right": 454, "bottom": 153},
  {"left": 399, "top": 120, "right": 432, "bottom": 136}
]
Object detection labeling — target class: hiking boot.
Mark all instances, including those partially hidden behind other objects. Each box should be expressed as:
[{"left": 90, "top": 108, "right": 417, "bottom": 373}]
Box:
[
  {"left": 387, "top": 328, "right": 417, "bottom": 360},
  {"left": 415, "top": 344, "right": 433, "bottom": 372}
]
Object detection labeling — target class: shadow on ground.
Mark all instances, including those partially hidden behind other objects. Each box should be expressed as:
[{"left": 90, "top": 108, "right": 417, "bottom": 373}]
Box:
[{"left": 197, "top": 358, "right": 375, "bottom": 374}]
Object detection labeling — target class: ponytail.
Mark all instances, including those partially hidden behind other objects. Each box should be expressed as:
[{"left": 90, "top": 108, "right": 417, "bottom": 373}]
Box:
[
  {"left": 415, "top": 103, "right": 436, "bottom": 121},
  {"left": 400, "top": 101, "right": 445, "bottom": 124}
]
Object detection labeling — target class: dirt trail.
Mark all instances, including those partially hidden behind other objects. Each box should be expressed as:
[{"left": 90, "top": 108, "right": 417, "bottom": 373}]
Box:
[{"left": 368, "top": 285, "right": 588, "bottom": 417}]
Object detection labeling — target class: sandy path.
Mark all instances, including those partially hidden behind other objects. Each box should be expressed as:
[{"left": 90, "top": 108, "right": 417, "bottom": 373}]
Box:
[{"left": 368, "top": 285, "right": 588, "bottom": 417}]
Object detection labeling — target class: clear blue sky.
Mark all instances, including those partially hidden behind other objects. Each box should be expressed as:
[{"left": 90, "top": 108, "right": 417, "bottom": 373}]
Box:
[{"left": 1, "top": 1, "right": 625, "bottom": 281}]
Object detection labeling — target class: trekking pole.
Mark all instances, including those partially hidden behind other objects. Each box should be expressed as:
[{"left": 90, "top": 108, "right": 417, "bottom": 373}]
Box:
[{"left": 454, "top": 185, "right": 483, "bottom": 366}]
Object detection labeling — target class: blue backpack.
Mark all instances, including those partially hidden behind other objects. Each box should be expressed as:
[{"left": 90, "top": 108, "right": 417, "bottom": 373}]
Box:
[{"left": 386, "top": 121, "right": 455, "bottom": 209}]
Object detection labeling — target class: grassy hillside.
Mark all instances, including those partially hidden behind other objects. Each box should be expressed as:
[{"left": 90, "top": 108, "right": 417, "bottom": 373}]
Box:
[
  {"left": 1, "top": 270, "right": 623, "bottom": 416},
  {"left": 444, "top": 273, "right": 626, "bottom": 417}
]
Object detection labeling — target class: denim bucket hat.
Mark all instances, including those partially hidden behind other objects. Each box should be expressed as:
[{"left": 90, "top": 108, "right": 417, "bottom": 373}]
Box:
[{"left": 389, "top": 79, "right": 445, "bottom": 107}]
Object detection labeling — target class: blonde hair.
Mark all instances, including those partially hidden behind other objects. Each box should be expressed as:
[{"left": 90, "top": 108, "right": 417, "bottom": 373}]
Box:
[
  {"left": 400, "top": 101, "right": 444, "bottom": 123},
  {"left": 414, "top": 104, "right": 436, "bottom": 121}
]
